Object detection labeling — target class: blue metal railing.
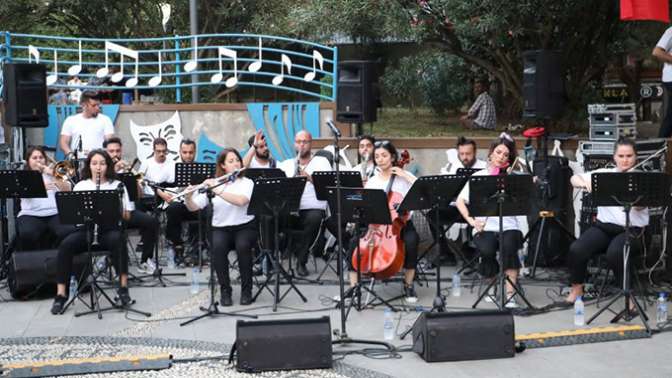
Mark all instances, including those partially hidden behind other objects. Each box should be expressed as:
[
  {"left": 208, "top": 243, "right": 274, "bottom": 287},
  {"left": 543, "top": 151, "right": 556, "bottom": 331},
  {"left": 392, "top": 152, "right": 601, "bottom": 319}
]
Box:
[{"left": 0, "top": 32, "right": 338, "bottom": 102}]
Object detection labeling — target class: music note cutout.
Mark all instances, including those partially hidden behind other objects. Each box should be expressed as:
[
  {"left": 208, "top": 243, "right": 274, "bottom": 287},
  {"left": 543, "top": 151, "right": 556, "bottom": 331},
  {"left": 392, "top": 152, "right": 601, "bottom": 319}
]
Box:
[
  {"left": 211, "top": 47, "right": 238, "bottom": 88},
  {"left": 67, "top": 40, "right": 82, "bottom": 76},
  {"left": 148, "top": 53, "right": 162, "bottom": 88},
  {"left": 46, "top": 50, "right": 58, "bottom": 85},
  {"left": 303, "top": 50, "right": 324, "bottom": 82},
  {"left": 96, "top": 41, "right": 139, "bottom": 88},
  {"left": 28, "top": 45, "right": 40, "bottom": 64},
  {"left": 272, "top": 54, "right": 292, "bottom": 86},
  {"left": 184, "top": 37, "right": 198, "bottom": 72},
  {"left": 248, "top": 37, "right": 263, "bottom": 73}
]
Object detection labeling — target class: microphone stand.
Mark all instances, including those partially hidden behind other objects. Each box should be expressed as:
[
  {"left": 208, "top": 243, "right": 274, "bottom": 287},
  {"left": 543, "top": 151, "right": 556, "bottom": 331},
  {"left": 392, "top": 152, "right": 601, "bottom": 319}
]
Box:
[{"left": 327, "top": 121, "right": 392, "bottom": 350}]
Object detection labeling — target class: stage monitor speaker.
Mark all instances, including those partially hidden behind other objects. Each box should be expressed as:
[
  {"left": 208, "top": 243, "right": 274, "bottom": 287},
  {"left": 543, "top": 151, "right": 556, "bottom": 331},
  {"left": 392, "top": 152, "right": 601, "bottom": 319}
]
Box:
[
  {"left": 8, "top": 249, "right": 89, "bottom": 299},
  {"left": 522, "top": 50, "right": 565, "bottom": 120},
  {"left": 412, "top": 310, "right": 515, "bottom": 362},
  {"left": 336, "top": 60, "right": 377, "bottom": 124},
  {"left": 2, "top": 63, "right": 49, "bottom": 128},
  {"left": 235, "top": 316, "right": 332, "bottom": 372}
]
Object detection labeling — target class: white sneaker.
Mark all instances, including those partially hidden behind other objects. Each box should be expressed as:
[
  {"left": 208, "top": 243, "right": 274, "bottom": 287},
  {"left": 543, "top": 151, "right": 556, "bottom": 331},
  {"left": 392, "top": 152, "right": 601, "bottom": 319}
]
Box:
[
  {"left": 138, "top": 258, "right": 157, "bottom": 274},
  {"left": 505, "top": 295, "right": 519, "bottom": 309},
  {"left": 484, "top": 287, "right": 496, "bottom": 303}
]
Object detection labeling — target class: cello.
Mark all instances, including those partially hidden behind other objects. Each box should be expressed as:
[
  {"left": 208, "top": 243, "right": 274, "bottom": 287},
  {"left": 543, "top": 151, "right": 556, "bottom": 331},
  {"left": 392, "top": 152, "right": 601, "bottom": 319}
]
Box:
[{"left": 353, "top": 150, "right": 410, "bottom": 280}]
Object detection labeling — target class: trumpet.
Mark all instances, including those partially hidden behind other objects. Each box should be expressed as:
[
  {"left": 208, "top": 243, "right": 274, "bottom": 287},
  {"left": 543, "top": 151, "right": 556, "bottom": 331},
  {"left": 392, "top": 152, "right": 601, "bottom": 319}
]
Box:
[
  {"left": 52, "top": 160, "right": 77, "bottom": 184},
  {"left": 170, "top": 168, "right": 246, "bottom": 202}
]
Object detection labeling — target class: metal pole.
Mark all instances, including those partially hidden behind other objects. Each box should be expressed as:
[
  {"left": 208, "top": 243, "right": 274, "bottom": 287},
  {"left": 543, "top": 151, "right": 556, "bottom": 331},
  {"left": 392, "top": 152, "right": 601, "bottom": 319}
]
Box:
[{"left": 189, "top": 0, "right": 199, "bottom": 103}]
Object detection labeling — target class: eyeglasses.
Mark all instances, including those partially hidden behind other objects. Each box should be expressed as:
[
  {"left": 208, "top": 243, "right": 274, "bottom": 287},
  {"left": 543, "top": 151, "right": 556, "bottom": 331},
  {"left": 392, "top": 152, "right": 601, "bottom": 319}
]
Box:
[
  {"left": 374, "top": 140, "right": 391, "bottom": 148},
  {"left": 499, "top": 132, "right": 514, "bottom": 142},
  {"left": 295, "top": 140, "right": 311, "bottom": 145}
]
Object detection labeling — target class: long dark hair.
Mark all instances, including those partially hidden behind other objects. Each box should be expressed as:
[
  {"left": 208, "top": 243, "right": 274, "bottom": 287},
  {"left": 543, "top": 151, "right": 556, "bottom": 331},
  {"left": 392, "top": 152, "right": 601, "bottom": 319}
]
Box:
[
  {"left": 373, "top": 140, "right": 398, "bottom": 167},
  {"left": 488, "top": 133, "right": 517, "bottom": 167},
  {"left": 24, "top": 146, "right": 48, "bottom": 171},
  {"left": 81, "top": 149, "right": 117, "bottom": 182},
  {"left": 215, "top": 148, "right": 245, "bottom": 178}
]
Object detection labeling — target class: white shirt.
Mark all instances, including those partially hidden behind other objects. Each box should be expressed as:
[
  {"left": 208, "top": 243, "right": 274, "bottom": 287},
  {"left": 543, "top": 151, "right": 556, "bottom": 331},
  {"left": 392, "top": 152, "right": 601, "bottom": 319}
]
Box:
[
  {"left": 190, "top": 177, "right": 255, "bottom": 227},
  {"left": 73, "top": 178, "right": 131, "bottom": 213},
  {"left": 60, "top": 113, "right": 114, "bottom": 154},
  {"left": 365, "top": 171, "right": 415, "bottom": 197},
  {"left": 657, "top": 27, "right": 672, "bottom": 82},
  {"left": 457, "top": 169, "right": 524, "bottom": 234},
  {"left": 19, "top": 173, "right": 58, "bottom": 217},
  {"left": 141, "top": 158, "right": 175, "bottom": 196},
  {"left": 580, "top": 168, "right": 650, "bottom": 228},
  {"left": 352, "top": 161, "right": 379, "bottom": 180},
  {"left": 249, "top": 157, "right": 273, "bottom": 169},
  {"left": 278, "top": 155, "right": 332, "bottom": 210},
  {"left": 441, "top": 159, "right": 488, "bottom": 175}
]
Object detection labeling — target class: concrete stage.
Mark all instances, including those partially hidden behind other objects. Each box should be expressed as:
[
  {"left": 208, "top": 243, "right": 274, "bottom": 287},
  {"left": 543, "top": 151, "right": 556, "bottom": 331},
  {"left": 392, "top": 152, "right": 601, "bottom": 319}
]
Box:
[{"left": 1, "top": 254, "right": 671, "bottom": 378}]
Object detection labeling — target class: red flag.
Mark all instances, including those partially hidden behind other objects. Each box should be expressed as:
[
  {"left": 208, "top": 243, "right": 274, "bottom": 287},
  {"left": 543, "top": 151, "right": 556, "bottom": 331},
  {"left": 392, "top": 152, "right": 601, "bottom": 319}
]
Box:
[{"left": 621, "top": 0, "right": 669, "bottom": 22}]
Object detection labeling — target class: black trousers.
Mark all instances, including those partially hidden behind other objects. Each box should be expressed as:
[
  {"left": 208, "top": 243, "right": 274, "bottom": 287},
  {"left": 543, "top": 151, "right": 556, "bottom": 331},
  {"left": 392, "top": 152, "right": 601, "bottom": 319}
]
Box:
[
  {"left": 56, "top": 227, "right": 127, "bottom": 284},
  {"left": 165, "top": 202, "right": 199, "bottom": 247},
  {"left": 660, "top": 82, "right": 672, "bottom": 138},
  {"left": 211, "top": 221, "right": 257, "bottom": 295},
  {"left": 16, "top": 214, "right": 75, "bottom": 250},
  {"left": 289, "top": 209, "right": 325, "bottom": 266},
  {"left": 426, "top": 206, "right": 463, "bottom": 255},
  {"left": 472, "top": 230, "right": 523, "bottom": 278},
  {"left": 567, "top": 221, "right": 643, "bottom": 285},
  {"left": 126, "top": 210, "right": 159, "bottom": 263},
  {"left": 348, "top": 221, "right": 419, "bottom": 271}
]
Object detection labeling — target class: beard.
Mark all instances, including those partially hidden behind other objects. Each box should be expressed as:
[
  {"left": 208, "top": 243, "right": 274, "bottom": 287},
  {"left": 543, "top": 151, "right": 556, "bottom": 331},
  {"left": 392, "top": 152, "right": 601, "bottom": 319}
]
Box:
[{"left": 256, "top": 150, "right": 269, "bottom": 160}]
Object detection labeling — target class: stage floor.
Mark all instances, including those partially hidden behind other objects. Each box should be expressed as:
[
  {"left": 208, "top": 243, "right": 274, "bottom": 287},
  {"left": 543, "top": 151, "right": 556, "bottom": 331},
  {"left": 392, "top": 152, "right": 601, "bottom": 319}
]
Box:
[{"left": 1, "top": 256, "right": 671, "bottom": 378}]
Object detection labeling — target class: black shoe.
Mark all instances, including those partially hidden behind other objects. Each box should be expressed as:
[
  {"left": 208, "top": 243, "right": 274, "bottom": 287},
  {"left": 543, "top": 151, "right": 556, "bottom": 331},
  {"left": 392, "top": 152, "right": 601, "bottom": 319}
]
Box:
[
  {"left": 51, "top": 295, "right": 67, "bottom": 315},
  {"left": 117, "top": 287, "right": 132, "bottom": 306},
  {"left": 240, "top": 291, "right": 253, "bottom": 306},
  {"left": 220, "top": 291, "right": 233, "bottom": 307},
  {"left": 296, "top": 264, "right": 309, "bottom": 277}
]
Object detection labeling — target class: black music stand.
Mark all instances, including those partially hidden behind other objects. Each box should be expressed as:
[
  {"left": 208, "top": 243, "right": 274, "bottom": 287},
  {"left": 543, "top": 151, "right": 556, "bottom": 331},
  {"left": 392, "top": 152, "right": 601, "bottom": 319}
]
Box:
[
  {"left": 326, "top": 187, "right": 398, "bottom": 315},
  {"left": 249, "top": 177, "right": 307, "bottom": 312},
  {"left": 56, "top": 190, "right": 150, "bottom": 319},
  {"left": 0, "top": 170, "right": 46, "bottom": 254},
  {"left": 313, "top": 171, "right": 363, "bottom": 282},
  {"left": 456, "top": 168, "right": 481, "bottom": 177},
  {"left": 180, "top": 178, "right": 257, "bottom": 327},
  {"left": 586, "top": 172, "right": 670, "bottom": 333},
  {"left": 469, "top": 174, "right": 535, "bottom": 310},
  {"left": 398, "top": 175, "right": 468, "bottom": 312},
  {"left": 175, "top": 162, "right": 215, "bottom": 269},
  {"left": 245, "top": 168, "right": 286, "bottom": 180}
]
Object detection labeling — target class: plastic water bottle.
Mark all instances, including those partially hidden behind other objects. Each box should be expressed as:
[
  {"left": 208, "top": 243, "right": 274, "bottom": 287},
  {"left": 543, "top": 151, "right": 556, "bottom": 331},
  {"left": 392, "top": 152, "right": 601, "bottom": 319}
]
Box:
[
  {"left": 574, "top": 296, "right": 585, "bottom": 326},
  {"left": 166, "top": 247, "right": 176, "bottom": 269},
  {"left": 383, "top": 308, "right": 394, "bottom": 341},
  {"left": 190, "top": 267, "right": 200, "bottom": 294},
  {"left": 69, "top": 275, "right": 78, "bottom": 301},
  {"left": 452, "top": 272, "right": 461, "bottom": 297},
  {"left": 657, "top": 293, "right": 668, "bottom": 327}
]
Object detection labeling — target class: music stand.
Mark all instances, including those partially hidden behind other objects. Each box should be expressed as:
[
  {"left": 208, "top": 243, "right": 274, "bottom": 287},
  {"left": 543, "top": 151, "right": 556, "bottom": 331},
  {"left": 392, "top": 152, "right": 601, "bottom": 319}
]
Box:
[
  {"left": 398, "top": 175, "right": 468, "bottom": 312},
  {"left": 312, "top": 171, "right": 363, "bottom": 282},
  {"left": 469, "top": 174, "right": 535, "bottom": 310},
  {"left": 586, "top": 172, "right": 670, "bottom": 333},
  {"left": 180, "top": 178, "right": 257, "bottom": 327},
  {"left": 456, "top": 168, "right": 481, "bottom": 177},
  {"left": 175, "top": 162, "right": 215, "bottom": 269},
  {"left": 56, "top": 190, "right": 150, "bottom": 319},
  {"left": 0, "top": 170, "right": 47, "bottom": 254},
  {"left": 249, "top": 177, "right": 307, "bottom": 312},
  {"left": 326, "top": 187, "right": 397, "bottom": 315},
  {"left": 245, "top": 168, "right": 286, "bottom": 180}
]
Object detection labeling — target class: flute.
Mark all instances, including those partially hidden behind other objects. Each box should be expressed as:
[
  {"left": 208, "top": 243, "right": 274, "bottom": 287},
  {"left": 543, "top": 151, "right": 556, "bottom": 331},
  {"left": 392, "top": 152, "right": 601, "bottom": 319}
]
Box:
[{"left": 170, "top": 168, "right": 246, "bottom": 202}]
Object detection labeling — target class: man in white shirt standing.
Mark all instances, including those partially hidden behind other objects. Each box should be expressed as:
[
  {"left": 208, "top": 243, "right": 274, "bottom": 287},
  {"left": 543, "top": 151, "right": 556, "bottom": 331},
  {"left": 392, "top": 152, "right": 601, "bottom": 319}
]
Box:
[
  {"left": 278, "top": 130, "right": 332, "bottom": 277},
  {"left": 652, "top": 26, "right": 672, "bottom": 138},
  {"left": 59, "top": 91, "right": 115, "bottom": 157}
]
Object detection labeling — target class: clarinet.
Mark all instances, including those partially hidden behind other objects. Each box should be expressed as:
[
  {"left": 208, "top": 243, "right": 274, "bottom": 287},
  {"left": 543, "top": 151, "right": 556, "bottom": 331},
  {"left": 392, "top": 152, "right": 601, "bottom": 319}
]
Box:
[
  {"left": 92, "top": 171, "right": 100, "bottom": 245},
  {"left": 295, "top": 151, "right": 301, "bottom": 177}
]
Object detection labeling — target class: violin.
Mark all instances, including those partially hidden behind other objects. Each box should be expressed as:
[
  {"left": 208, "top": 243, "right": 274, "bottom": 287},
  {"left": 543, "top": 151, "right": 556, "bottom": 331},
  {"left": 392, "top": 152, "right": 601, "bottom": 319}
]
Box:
[{"left": 354, "top": 150, "right": 410, "bottom": 279}]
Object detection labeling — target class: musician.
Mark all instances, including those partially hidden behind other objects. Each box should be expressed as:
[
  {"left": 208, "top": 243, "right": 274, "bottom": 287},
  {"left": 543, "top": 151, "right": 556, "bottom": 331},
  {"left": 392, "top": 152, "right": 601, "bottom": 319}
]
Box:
[
  {"left": 140, "top": 138, "right": 175, "bottom": 199},
  {"left": 430, "top": 137, "right": 487, "bottom": 266},
  {"left": 104, "top": 137, "right": 160, "bottom": 273},
  {"left": 243, "top": 130, "right": 277, "bottom": 168},
  {"left": 352, "top": 134, "right": 378, "bottom": 184},
  {"left": 59, "top": 91, "right": 114, "bottom": 157},
  {"left": 564, "top": 138, "right": 648, "bottom": 305},
  {"left": 278, "top": 130, "right": 332, "bottom": 277},
  {"left": 165, "top": 139, "right": 201, "bottom": 265},
  {"left": 351, "top": 141, "right": 420, "bottom": 302},
  {"left": 51, "top": 149, "right": 132, "bottom": 315},
  {"left": 456, "top": 133, "right": 523, "bottom": 308},
  {"left": 16, "top": 146, "right": 75, "bottom": 250},
  {"left": 185, "top": 148, "right": 256, "bottom": 306}
]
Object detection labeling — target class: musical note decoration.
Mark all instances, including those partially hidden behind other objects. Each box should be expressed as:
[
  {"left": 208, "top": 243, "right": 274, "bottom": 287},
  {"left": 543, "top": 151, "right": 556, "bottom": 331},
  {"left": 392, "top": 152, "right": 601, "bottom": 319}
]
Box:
[
  {"left": 148, "top": 53, "right": 162, "bottom": 88},
  {"left": 28, "top": 45, "right": 40, "bottom": 64},
  {"left": 248, "top": 37, "right": 263, "bottom": 73},
  {"left": 46, "top": 50, "right": 58, "bottom": 85},
  {"left": 184, "top": 36, "right": 198, "bottom": 72},
  {"left": 96, "top": 41, "right": 139, "bottom": 88},
  {"left": 272, "top": 54, "right": 292, "bottom": 86},
  {"left": 67, "top": 40, "right": 82, "bottom": 76},
  {"left": 303, "top": 50, "right": 324, "bottom": 82},
  {"left": 211, "top": 47, "right": 238, "bottom": 88}
]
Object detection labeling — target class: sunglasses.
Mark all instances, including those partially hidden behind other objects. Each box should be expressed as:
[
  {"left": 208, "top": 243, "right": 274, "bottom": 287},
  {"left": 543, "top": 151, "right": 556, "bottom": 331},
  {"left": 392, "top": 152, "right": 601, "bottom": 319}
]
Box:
[{"left": 374, "top": 140, "right": 391, "bottom": 148}]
